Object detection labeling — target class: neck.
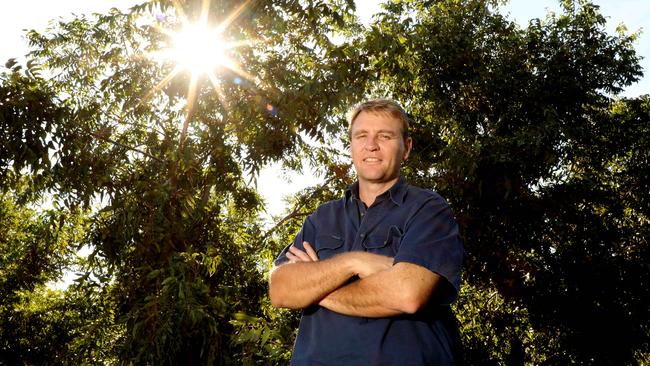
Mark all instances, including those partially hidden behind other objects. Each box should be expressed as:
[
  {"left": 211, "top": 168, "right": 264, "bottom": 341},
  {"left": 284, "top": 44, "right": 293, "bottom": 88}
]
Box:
[{"left": 358, "top": 177, "right": 399, "bottom": 207}]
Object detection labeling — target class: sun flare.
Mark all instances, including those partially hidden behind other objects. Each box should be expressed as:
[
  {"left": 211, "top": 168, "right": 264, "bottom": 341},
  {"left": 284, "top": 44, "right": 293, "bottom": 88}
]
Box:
[
  {"left": 144, "top": 0, "right": 254, "bottom": 145},
  {"left": 169, "top": 23, "right": 227, "bottom": 75}
]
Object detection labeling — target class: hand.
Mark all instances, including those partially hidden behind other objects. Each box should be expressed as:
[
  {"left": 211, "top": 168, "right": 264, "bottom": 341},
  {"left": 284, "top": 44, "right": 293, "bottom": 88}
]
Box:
[
  {"left": 351, "top": 252, "right": 394, "bottom": 278},
  {"left": 286, "top": 241, "right": 319, "bottom": 263}
]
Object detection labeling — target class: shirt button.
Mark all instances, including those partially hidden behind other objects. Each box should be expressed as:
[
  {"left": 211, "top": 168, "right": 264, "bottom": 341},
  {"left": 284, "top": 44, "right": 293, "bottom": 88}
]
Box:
[{"left": 359, "top": 233, "right": 365, "bottom": 238}]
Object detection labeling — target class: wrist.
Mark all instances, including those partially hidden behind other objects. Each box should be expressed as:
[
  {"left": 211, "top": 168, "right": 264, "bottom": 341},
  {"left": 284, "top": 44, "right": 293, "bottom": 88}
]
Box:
[
  {"left": 339, "top": 251, "right": 362, "bottom": 277},
  {"left": 343, "top": 251, "right": 370, "bottom": 277}
]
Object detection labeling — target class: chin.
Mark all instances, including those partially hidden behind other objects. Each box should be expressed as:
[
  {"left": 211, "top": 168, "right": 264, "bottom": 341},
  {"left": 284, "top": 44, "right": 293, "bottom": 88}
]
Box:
[{"left": 361, "top": 175, "right": 395, "bottom": 184}]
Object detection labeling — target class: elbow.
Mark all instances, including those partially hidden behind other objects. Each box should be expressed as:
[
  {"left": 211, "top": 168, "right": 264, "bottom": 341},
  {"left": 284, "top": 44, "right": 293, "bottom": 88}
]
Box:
[
  {"left": 390, "top": 266, "right": 440, "bottom": 314},
  {"left": 269, "top": 294, "right": 287, "bottom": 309},
  {"left": 399, "top": 297, "right": 426, "bottom": 315},
  {"left": 268, "top": 285, "right": 283, "bottom": 308},
  {"left": 396, "top": 289, "right": 430, "bottom": 314},
  {"left": 268, "top": 268, "right": 304, "bottom": 309},
  {"left": 269, "top": 289, "right": 307, "bottom": 309},
  {"left": 268, "top": 271, "right": 287, "bottom": 308}
]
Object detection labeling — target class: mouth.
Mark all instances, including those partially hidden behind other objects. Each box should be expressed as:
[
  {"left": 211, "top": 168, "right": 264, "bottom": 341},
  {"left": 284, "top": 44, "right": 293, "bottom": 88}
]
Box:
[{"left": 363, "top": 157, "right": 381, "bottom": 163}]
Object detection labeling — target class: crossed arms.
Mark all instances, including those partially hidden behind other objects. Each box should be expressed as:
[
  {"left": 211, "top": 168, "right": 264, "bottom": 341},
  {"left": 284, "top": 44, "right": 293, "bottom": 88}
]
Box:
[{"left": 269, "top": 242, "right": 442, "bottom": 317}]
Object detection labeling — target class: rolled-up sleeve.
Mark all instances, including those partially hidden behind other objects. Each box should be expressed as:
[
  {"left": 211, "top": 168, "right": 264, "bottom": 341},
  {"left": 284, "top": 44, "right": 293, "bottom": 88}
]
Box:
[{"left": 393, "top": 195, "right": 464, "bottom": 304}]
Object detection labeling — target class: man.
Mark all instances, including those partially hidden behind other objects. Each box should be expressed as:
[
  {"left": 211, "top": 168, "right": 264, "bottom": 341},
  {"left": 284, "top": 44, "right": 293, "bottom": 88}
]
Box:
[{"left": 269, "top": 99, "right": 464, "bottom": 365}]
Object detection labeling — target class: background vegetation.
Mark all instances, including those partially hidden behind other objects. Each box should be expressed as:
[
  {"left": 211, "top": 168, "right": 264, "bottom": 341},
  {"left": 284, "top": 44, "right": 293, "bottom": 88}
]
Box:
[{"left": 1, "top": 0, "right": 647, "bottom": 364}]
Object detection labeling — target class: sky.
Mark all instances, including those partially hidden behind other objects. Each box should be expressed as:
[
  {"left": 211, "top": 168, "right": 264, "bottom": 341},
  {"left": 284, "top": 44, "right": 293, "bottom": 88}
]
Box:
[{"left": 2, "top": 0, "right": 649, "bottom": 220}]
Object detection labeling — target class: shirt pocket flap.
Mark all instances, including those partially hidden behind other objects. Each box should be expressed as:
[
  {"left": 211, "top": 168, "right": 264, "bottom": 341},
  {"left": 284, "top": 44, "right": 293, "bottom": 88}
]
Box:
[
  {"left": 315, "top": 234, "right": 344, "bottom": 258},
  {"left": 363, "top": 225, "right": 403, "bottom": 250}
]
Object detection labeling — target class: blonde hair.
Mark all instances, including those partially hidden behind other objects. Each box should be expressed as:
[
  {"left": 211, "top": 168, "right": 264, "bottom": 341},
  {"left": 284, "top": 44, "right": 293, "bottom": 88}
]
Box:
[{"left": 347, "top": 99, "right": 410, "bottom": 139}]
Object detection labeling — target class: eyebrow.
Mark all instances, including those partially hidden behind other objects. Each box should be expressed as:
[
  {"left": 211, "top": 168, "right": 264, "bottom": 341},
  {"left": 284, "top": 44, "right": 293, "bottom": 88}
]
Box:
[{"left": 352, "top": 129, "right": 398, "bottom": 136}]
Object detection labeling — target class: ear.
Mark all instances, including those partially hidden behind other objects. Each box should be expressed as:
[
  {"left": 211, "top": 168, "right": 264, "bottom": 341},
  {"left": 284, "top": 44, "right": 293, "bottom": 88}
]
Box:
[{"left": 402, "top": 137, "right": 413, "bottom": 161}]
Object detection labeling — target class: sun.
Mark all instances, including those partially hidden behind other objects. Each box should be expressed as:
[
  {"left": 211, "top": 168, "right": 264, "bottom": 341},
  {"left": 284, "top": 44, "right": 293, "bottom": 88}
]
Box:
[
  {"left": 169, "top": 23, "right": 228, "bottom": 75},
  {"left": 145, "top": 0, "right": 253, "bottom": 146}
]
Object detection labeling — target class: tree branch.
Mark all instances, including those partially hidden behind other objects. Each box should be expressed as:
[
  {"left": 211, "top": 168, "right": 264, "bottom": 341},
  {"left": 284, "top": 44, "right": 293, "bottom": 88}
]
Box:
[
  {"left": 261, "top": 175, "right": 336, "bottom": 243},
  {"left": 89, "top": 131, "right": 164, "bottom": 163}
]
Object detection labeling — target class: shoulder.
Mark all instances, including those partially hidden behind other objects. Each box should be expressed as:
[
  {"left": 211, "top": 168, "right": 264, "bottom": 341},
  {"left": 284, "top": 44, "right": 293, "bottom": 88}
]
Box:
[
  {"left": 310, "top": 196, "right": 346, "bottom": 219},
  {"left": 404, "top": 184, "right": 448, "bottom": 206},
  {"left": 401, "top": 184, "right": 456, "bottom": 226}
]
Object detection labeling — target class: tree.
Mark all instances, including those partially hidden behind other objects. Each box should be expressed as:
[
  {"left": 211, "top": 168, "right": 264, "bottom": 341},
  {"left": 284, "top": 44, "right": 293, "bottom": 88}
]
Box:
[
  {"left": 1, "top": 0, "right": 648, "bottom": 364},
  {"left": 0, "top": 181, "right": 92, "bottom": 364},
  {"left": 1, "top": 0, "right": 367, "bottom": 364},
  {"left": 356, "top": 0, "right": 648, "bottom": 364}
]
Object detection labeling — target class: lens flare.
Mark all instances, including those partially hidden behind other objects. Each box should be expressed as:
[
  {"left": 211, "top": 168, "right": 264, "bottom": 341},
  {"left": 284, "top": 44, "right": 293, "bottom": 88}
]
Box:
[
  {"left": 142, "top": 0, "right": 254, "bottom": 146},
  {"left": 170, "top": 23, "right": 227, "bottom": 74}
]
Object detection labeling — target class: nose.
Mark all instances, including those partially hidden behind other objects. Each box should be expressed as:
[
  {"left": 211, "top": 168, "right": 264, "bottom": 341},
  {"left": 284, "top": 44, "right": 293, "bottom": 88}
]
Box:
[{"left": 364, "top": 136, "right": 379, "bottom": 151}]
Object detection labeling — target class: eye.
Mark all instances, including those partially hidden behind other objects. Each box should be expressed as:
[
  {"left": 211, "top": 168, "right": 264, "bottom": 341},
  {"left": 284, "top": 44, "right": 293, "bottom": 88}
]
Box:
[{"left": 379, "top": 133, "right": 392, "bottom": 140}]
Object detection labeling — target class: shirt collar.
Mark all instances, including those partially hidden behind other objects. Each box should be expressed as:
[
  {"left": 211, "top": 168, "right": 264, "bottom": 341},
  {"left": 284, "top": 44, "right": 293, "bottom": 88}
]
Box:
[{"left": 345, "top": 176, "right": 407, "bottom": 206}]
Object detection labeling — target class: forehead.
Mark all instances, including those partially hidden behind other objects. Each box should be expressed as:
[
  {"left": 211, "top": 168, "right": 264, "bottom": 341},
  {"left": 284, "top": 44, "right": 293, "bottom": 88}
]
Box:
[{"left": 351, "top": 111, "right": 403, "bottom": 132}]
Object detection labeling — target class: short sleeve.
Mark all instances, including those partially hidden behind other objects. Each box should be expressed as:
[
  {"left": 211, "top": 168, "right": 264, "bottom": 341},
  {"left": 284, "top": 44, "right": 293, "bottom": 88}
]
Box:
[
  {"left": 273, "top": 215, "right": 317, "bottom": 267},
  {"left": 393, "top": 195, "right": 464, "bottom": 304}
]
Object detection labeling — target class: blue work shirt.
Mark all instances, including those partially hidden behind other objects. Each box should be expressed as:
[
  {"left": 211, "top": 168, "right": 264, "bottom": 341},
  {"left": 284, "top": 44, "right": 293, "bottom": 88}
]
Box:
[{"left": 274, "top": 176, "right": 464, "bottom": 365}]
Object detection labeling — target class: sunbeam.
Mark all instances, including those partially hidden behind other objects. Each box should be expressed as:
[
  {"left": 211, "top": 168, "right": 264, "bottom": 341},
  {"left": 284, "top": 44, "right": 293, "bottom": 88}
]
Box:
[{"left": 149, "top": 0, "right": 254, "bottom": 144}]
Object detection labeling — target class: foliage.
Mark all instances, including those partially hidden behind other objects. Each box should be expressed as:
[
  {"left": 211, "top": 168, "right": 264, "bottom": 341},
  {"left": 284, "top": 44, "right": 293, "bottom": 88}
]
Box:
[
  {"left": 364, "top": 0, "right": 649, "bottom": 364},
  {"left": 0, "top": 0, "right": 648, "bottom": 365},
  {"left": 1, "top": 0, "right": 366, "bottom": 364},
  {"left": 0, "top": 186, "right": 91, "bottom": 364}
]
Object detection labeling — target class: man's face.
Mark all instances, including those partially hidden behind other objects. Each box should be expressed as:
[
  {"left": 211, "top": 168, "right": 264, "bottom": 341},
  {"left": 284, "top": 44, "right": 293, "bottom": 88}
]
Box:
[{"left": 350, "top": 111, "right": 412, "bottom": 186}]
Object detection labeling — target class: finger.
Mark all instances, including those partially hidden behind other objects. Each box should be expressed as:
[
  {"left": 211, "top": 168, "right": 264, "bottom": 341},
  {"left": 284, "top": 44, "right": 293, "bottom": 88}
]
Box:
[
  {"left": 286, "top": 251, "right": 306, "bottom": 263},
  {"left": 303, "top": 242, "right": 319, "bottom": 261},
  {"left": 379, "top": 257, "right": 394, "bottom": 270},
  {"left": 289, "top": 245, "right": 313, "bottom": 262},
  {"left": 286, "top": 251, "right": 298, "bottom": 262}
]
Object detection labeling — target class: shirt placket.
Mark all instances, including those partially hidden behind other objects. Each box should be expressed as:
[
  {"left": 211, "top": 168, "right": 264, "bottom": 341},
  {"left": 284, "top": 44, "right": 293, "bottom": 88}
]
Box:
[{"left": 353, "top": 197, "right": 390, "bottom": 250}]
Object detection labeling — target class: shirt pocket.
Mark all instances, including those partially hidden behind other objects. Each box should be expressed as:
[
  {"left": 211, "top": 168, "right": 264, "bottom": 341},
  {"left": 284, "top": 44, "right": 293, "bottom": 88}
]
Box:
[
  {"left": 363, "top": 225, "right": 403, "bottom": 256},
  {"left": 315, "top": 234, "right": 344, "bottom": 260}
]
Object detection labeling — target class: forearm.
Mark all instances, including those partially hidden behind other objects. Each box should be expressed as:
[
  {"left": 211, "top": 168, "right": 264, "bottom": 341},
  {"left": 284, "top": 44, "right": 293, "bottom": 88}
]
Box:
[
  {"left": 269, "top": 253, "right": 357, "bottom": 309},
  {"left": 318, "top": 271, "right": 404, "bottom": 317},
  {"left": 319, "top": 262, "right": 439, "bottom": 317}
]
